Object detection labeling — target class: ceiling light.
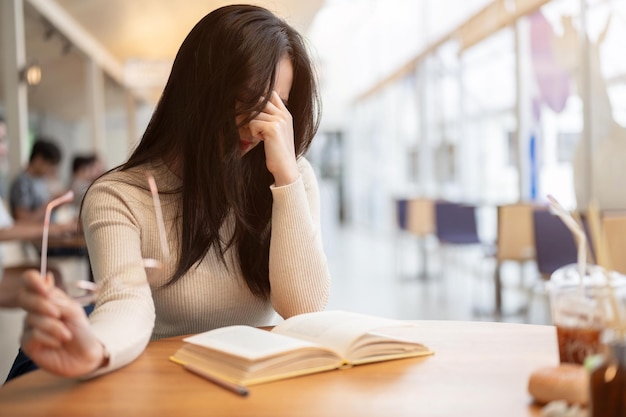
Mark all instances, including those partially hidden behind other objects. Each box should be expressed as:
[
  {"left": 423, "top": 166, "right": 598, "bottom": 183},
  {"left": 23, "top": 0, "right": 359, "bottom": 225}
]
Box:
[{"left": 20, "top": 63, "right": 42, "bottom": 86}]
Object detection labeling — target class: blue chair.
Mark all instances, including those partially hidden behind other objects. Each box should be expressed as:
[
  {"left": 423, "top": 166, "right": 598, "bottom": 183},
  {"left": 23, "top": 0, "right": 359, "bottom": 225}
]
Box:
[
  {"left": 434, "top": 201, "right": 481, "bottom": 245},
  {"left": 532, "top": 208, "right": 578, "bottom": 279},
  {"left": 433, "top": 201, "right": 484, "bottom": 282},
  {"left": 525, "top": 207, "right": 579, "bottom": 323},
  {"left": 396, "top": 199, "right": 408, "bottom": 231}
]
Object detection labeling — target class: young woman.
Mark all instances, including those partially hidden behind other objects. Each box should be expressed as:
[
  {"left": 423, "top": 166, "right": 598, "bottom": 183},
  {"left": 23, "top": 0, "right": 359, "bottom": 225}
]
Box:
[{"left": 12, "top": 4, "right": 330, "bottom": 378}]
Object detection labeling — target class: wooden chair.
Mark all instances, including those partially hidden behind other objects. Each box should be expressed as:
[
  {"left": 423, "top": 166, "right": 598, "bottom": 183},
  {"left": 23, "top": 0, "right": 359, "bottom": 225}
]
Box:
[
  {"left": 601, "top": 214, "right": 626, "bottom": 275},
  {"left": 407, "top": 198, "right": 435, "bottom": 279},
  {"left": 490, "top": 203, "right": 536, "bottom": 317},
  {"left": 406, "top": 199, "right": 435, "bottom": 237},
  {"left": 495, "top": 203, "right": 536, "bottom": 264},
  {"left": 394, "top": 198, "right": 435, "bottom": 280},
  {"left": 395, "top": 198, "right": 435, "bottom": 235}
]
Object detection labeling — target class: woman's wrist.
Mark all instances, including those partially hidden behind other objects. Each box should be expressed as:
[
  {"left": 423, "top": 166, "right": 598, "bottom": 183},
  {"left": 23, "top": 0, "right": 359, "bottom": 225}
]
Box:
[
  {"left": 271, "top": 163, "right": 300, "bottom": 186},
  {"left": 87, "top": 342, "right": 110, "bottom": 374},
  {"left": 99, "top": 344, "right": 110, "bottom": 368}
]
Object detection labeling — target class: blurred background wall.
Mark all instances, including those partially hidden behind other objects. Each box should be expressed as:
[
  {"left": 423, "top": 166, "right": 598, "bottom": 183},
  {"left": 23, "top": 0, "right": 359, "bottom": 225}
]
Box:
[{"left": 2, "top": 0, "right": 625, "bottom": 223}]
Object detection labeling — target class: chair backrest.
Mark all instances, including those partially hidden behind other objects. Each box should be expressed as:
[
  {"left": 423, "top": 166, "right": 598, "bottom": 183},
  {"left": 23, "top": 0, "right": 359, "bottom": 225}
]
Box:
[
  {"left": 532, "top": 207, "right": 578, "bottom": 278},
  {"left": 406, "top": 198, "right": 435, "bottom": 236},
  {"left": 434, "top": 201, "right": 481, "bottom": 245},
  {"left": 496, "top": 203, "right": 535, "bottom": 262},
  {"left": 396, "top": 199, "right": 408, "bottom": 230},
  {"left": 601, "top": 214, "right": 626, "bottom": 275}
]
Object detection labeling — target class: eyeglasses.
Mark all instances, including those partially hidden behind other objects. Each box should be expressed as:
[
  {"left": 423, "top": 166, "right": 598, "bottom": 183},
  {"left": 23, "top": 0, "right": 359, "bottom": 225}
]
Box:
[
  {"left": 40, "top": 173, "right": 169, "bottom": 305},
  {"left": 39, "top": 190, "right": 99, "bottom": 304},
  {"left": 147, "top": 174, "right": 171, "bottom": 263}
]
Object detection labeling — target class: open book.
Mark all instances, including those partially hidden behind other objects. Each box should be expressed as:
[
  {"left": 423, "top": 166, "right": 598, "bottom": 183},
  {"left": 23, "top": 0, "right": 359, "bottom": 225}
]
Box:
[{"left": 170, "top": 310, "right": 433, "bottom": 386}]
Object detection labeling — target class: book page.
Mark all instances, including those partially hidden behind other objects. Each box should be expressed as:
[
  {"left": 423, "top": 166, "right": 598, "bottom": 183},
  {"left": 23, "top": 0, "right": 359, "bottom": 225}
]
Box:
[
  {"left": 347, "top": 329, "right": 431, "bottom": 363},
  {"left": 183, "top": 325, "right": 321, "bottom": 361},
  {"left": 272, "top": 311, "right": 415, "bottom": 358}
]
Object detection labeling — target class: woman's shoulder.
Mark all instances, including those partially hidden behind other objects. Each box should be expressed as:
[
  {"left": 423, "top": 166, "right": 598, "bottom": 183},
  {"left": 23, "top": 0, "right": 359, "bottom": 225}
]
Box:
[
  {"left": 296, "top": 156, "right": 318, "bottom": 188},
  {"left": 90, "top": 168, "right": 144, "bottom": 191},
  {"left": 297, "top": 156, "right": 315, "bottom": 177},
  {"left": 85, "top": 165, "right": 153, "bottom": 203}
]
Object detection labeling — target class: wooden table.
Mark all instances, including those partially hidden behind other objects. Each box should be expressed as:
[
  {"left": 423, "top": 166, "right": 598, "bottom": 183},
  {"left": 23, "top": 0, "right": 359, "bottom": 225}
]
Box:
[
  {"left": 48, "top": 234, "right": 87, "bottom": 250},
  {"left": 31, "top": 233, "right": 87, "bottom": 251},
  {"left": 0, "top": 320, "right": 558, "bottom": 416}
]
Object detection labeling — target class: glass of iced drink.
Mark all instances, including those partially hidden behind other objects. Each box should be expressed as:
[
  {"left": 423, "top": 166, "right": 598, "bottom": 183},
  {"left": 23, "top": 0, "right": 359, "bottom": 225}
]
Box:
[{"left": 548, "top": 265, "right": 626, "bottom": 365}]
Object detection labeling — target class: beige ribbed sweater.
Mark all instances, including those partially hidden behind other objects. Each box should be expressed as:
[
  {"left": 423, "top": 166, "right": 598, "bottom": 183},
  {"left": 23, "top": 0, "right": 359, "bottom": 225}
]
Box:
[{"left": 81, "top": 157, "right": 330, "bottom": 376}]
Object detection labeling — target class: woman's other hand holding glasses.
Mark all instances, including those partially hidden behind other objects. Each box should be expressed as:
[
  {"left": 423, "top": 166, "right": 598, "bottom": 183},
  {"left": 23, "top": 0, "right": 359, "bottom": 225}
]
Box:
[
  {"left": 12, "top": 174, "right": 166, "bottom": 376},
  {"left": 18, "top": 269, "right": 107, "bottom": 377},
  {"left": 9, "top": 190, "right": 106, "bottom": 376}
]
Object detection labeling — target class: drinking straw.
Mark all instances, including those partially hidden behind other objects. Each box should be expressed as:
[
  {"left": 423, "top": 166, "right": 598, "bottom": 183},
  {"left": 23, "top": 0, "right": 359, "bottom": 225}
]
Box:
[
  {"left": 587, "top": 201, "right": 608, "bottom": 268},
  {"left": 587, "top": 201, "right": 625, "bottom": 338},
  {"left": 571, "top": 210, "right": 596, "bottom": 265}
]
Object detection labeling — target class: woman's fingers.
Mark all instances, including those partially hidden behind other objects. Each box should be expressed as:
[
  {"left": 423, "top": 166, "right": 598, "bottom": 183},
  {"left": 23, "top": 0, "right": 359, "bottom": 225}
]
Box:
[
  {"left": 245, "top": 90, "right": 298, "bottom": 185},
  {"left": 19, "top": 283, "right": 86, "bottom": 327},
  {"left": 21, "top": 269, "right": 52, "bottom": 296},
  {"left": 249, "top": 118, "right": 281, "bottom": 140},
  {"left": 270, "top": 90, "right": 288, "bottom": 111},
  {"left": 23, "top": 313, "right": 73, "bottom": 346},
  {"left": 17, "top": 289, "right": 61, "bottom": 318},
  {"left": 44, "top": 272, "right": 56, "bottom": 289},
  {"left": 22, "top": 286, "right": 80, "bottom": 346},
  {"left": 250, "top": 101, "right": 292, "bottom": 139},
  {"left": 51, "top": 289, "right": 90, "bottom": 323},
  {"left": 257, "top": 91, "right": 288, "bottom": 117},
  {"left": 21, "top": 327, "right": 63, "bottom": 349},
  {"left": 18, "top": 285, "right": 101, "bottom": 377}
]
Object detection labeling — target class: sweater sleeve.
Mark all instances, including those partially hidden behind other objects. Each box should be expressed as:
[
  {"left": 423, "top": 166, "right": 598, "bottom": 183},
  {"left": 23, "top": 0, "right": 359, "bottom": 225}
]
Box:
[
  {"left": 268, "top": 157, "right": 331, "bottom": 318},
  {"left": 80, "top": 180, "right": 156, "bottom": 378}
]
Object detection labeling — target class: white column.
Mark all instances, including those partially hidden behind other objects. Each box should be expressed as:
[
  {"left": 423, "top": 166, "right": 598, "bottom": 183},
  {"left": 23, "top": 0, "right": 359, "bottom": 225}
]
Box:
[
  {"left": 416, "top": 60, "right": 431, "bottom": 196},
  {"left": 1, "top": 0, "right": 30, "bottom": 180},
  {"left": 418, "top": 0, "right": 432, "bottom": 197},
  {"left": 579, "top": 0, "right": 592, "bottom": 209},
  {"left": 457, "top": 50, "right": 470, "bottom": 199},
  {"left": 514, "top": 18, "right": 532, "bottom": 201},
  {"left": 86, "top": 58, "right": 106, "bottom": 155}
]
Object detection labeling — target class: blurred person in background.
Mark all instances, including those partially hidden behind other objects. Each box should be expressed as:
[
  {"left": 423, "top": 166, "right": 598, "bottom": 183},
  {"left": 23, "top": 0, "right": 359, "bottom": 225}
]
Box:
[
  {"left": 0, "top": 116, "right": 9, "bottom": 199},
  {"left": 0, "top": 134, "right": 75, "bottom": 297},
  {"left": 9, "top": 139, "right": 63, "bottom": 223},
  {"left": 69, "top": 154, "right": 105, "bottom": 208}
]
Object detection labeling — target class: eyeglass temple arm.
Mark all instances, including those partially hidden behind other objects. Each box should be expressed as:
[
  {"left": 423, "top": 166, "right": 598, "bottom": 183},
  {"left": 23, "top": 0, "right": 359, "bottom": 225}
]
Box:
[
  {"left": 40, "top": 190, "right": 74, "bottom": 282},
  {"left": 147, "top": 175, "right": 170, "bottom": 261}
]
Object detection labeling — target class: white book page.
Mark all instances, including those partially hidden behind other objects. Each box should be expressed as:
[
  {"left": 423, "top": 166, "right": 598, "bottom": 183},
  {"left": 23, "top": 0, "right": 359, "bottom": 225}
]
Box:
[
  {"left": 183, "top": 325, "right": 319, "bottom": 361},
  {"left": 272, "top": 311, "right": 412, "bottom": 358}
]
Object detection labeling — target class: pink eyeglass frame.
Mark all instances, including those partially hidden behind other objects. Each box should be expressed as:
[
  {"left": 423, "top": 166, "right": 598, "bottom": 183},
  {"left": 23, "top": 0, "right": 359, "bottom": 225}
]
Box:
[{"left": 39, "top": 173, "right": 168, "bottom": 304}]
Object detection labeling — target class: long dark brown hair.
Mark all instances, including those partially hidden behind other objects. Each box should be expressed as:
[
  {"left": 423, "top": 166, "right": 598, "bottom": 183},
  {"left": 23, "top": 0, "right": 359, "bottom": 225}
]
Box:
[{"left": 114, "top": 5, "right": 320, "bottom": 299}]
